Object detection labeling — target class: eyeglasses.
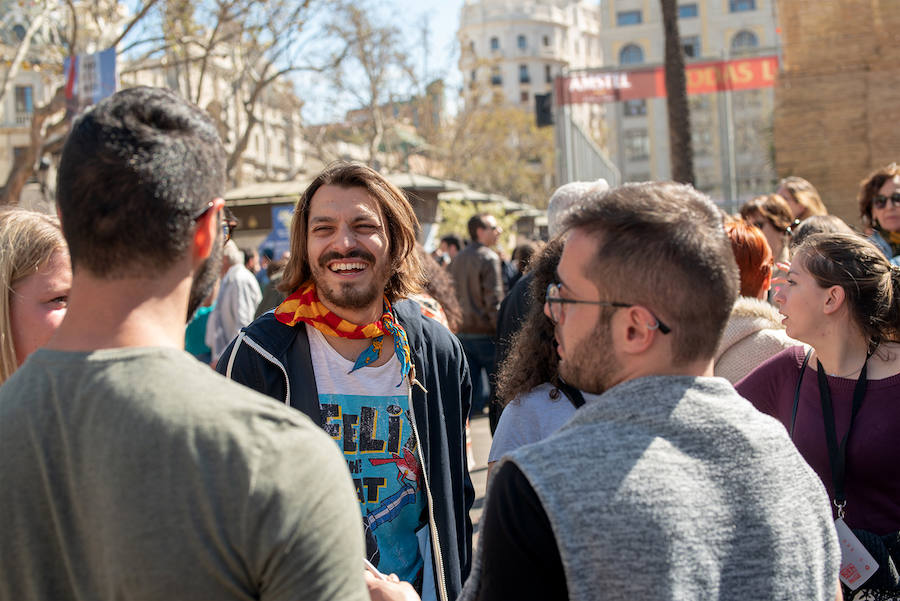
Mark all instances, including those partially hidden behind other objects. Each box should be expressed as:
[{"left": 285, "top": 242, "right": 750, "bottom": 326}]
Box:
[
  {"left": 545, "top": 283, "right": 671, "bottom": 334},
  {"left": 873, "top": 192, "right": 900, "bottom": 210},
  {"left": 192, "top": 201, "right": 235, "bottom": 244}
]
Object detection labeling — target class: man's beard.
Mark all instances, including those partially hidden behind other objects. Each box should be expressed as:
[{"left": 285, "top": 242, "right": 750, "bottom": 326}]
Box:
[
  {"left": 186, "top": 231, "right": 224, "bottom": 322},
  {"left": 311, "top": 249, "right": 390, "bottom": 312},
  {"left": 557, "top": 310, "right": 621, "bottom": 396}
]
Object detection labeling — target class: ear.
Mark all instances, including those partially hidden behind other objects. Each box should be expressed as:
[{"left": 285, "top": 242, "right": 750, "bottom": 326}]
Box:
[
  {"left": 822, "top": 285, "right": 845, "bottom": 315},
  {"left": 193, "top": 198, "right": 224, "bottom": 262},
  {"left": 618, "top": 306, "right": 661, "bottom": 355}
]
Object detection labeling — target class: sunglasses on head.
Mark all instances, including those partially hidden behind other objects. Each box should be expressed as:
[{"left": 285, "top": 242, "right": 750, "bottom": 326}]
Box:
[
  {"left": 873, "top": 192, "right": 900, "bottom": 210},
  {"left": 192, "top": 201, "right": 236, "bottom": 244}
]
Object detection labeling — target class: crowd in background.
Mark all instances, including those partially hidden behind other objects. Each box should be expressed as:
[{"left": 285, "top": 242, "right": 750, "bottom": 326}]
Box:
[{"left": 1, "top": 86, "right": 899, "bottom": 601}]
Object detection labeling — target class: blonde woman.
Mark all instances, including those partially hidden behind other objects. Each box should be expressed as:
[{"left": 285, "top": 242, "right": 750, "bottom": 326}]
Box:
[{"left": 0, "top": 209, "right": 70, "bottom": 385}]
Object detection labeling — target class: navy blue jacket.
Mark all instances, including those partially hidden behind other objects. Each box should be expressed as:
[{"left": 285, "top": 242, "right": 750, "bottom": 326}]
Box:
[{"left": 215, "top": 300, "right": 474, "bottom": 601}]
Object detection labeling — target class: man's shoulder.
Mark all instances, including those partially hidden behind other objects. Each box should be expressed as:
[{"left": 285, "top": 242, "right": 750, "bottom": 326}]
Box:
[
  {"left": 237, "top": 310, "right": 305, "bottom": 358},
  {"left": 474, "top": 244, "right": 500, "bottom": 263},
  {"left": 2, "top": 347, "right": 320, "bottom": 442},
  {"left": 396, "top": 299, "right": 461, "bottom": 353}
]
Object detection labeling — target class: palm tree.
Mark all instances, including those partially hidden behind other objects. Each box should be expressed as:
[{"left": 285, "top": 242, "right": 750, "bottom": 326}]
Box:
[{"left": 660, "top": 0, "right": 694, "bottom": 185}]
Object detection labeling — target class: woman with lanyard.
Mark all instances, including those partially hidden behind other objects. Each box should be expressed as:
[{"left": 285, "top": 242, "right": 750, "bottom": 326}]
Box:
[{"left": 737, "top": 232, "right": 900, "bottom": 598}]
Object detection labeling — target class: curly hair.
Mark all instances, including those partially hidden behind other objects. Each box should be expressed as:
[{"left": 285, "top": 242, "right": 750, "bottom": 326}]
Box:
[{"left": 495, "top": 238, "right": 565, "bottom": 407}]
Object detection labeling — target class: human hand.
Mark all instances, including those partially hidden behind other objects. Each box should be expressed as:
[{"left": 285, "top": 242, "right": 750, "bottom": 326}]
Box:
[{"left": 364, "top": 571, "right": 420, "bottom": 601}]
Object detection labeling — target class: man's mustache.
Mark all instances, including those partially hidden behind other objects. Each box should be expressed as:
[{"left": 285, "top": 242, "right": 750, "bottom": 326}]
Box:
[{"left": 318, "top": 249, "right": 377, "bottom": 268}]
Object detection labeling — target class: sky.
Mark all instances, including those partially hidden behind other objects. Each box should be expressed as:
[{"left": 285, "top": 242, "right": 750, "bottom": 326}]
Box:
[{"left": 300, "top": 0, "right": 464, "bottom": 124}]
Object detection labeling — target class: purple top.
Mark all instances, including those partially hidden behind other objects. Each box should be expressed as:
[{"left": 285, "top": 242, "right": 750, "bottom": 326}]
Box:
[{"left": 736, "top": 346, "right": 900, "bottom": 534}]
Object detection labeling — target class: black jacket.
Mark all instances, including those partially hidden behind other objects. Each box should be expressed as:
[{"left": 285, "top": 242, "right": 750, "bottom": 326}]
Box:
[{"left": 215, "top": 300, "right": 474, "bottom": 601}]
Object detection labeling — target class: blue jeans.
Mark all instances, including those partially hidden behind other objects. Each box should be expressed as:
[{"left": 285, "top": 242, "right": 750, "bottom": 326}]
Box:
[{"left": 458, "top": 335, "right": 496, "bottom": 416}]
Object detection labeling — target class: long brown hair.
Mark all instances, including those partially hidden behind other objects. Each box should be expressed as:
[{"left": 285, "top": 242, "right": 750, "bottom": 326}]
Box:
[
  {"left": 795, "top": 232, "right": 900, "bottom": 352},
  {"left": 278, "top": 162, "right": 424, "bottom": 301},
  {"left": 495, "top": 238, "right": 565, "bottom": 406}
]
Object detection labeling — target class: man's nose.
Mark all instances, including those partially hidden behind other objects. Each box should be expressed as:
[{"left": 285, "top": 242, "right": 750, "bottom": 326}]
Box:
[{"left": 332, "top": 223, "right": 358, "bottom": 250}]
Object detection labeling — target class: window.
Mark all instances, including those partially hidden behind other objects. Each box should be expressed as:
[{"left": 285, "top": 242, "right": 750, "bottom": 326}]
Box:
[
  {"left": 469, "top": 41, "right": 475, "bottom": 52},
  {"left": 490, "top": 36, "right": 500, "bottom": 51},
  {"left": 617, "top": 10, "right": 642, "bottom": 26},
  {"left": 12, "top": 24, "right": 26, "bottom": 41},
  {"left": 624, "top": 129, "right": 650, "bottom": 161},
  {"left": 520, "top": 91, "right": 529, "bottom": 103},
  {"left": 542, "top": 35, "right": 550, "bottom": 47},
  {"left": 545, "top": 65, "right": 553, "bottom": 83},
  {"left": 491, "top": 66, "right": 502, "bottom": 86},
  {"left": 519, "top": 64, "right": 530, "bottom": 83},
  {"left": 678, "top": 3, "right": 698, "bottom": 18},
  {"left": 619, "top": 44, "right": 644, "bottom": 65},
  {"left": 681, "top": 35, "right": 701, "bottom": 58},
  {"left": 624, "top": 99, "right": 647, "bottom": 116},
  {"left": 517, "top": 35, "right": 527, "bottom": 50},
  {"left": 470, "top": 70, "right": 476, "bottom": 82},
  {"left": 14, "top": 86, "right": 33, "bottom": 123},
  {"left": 729, "top": 0, "right": 756, "bottom": 12},
  {"left": 731, "top": 30, "right": 759, "bottom": 53}
]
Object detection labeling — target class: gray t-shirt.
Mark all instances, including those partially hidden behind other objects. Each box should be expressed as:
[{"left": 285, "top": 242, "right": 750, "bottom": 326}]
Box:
[
  {"left": 488, "top": 383, "right": 576, "bottom": 463},
  {"left": 0, "top": 347, "right": 368, "bottom": 601}
]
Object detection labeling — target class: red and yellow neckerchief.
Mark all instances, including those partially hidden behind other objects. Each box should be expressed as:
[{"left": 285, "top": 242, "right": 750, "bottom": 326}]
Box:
[{"left": 274, "top": 281, "right": 412, "bottom": 385}]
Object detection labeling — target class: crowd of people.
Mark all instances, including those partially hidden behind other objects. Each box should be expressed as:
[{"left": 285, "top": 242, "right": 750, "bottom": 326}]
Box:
[{"left": 1, "top": 86, "right": 899, "bottom": 601}]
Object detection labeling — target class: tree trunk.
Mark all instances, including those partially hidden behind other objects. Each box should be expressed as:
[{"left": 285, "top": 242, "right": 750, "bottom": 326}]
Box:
[
  {"left": 0, "top": 87, "right": 67, "bottom": 206},
  {"left": 660, "top": 0, "right": 694, "bottom": 185}
]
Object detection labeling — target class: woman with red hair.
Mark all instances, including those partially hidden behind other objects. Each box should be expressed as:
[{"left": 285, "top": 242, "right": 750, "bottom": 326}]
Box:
[{"left": 714, "top": 220, "right": 800, "bottom": 382}]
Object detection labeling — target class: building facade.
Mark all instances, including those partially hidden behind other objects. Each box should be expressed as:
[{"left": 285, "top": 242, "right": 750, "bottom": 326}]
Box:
[
  {"left": 773, "top": 0, "right": 900, "bottom": 226},
  {"left": 596, "top": 0, "right": 779, "bottom": 205},
  {"left": 458, "top": 0, "right": 603, "bottom": 109}
]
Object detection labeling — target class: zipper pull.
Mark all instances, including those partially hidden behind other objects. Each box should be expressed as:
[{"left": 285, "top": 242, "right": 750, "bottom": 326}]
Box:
[{"left": 408, "top": 365, "right": 428, "bottom": 393}]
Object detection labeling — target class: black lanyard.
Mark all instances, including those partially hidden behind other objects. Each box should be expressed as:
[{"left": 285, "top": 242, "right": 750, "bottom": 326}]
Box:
[{"left": 815, "top": 355, "right": 870, "bottom": 518}]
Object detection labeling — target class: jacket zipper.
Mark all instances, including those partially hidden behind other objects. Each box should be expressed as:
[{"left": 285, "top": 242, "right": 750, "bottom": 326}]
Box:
[
  {"left": 230, "top": 334, "right": 447, "bottom": 600},
  {"left": 406, "top": 365, "right": 448, "bottom": 601},
  {"left": 225, "top": 332, "right": 291, "bottom": 404}
]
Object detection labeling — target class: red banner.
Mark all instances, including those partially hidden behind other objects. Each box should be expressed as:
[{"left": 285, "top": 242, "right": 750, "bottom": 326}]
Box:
[{"left": 555, "top": 55, "right": 778, "bottom": 105}]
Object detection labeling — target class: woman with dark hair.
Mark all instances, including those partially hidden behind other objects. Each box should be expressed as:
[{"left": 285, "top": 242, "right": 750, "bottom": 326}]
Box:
[
  {"left": 777, "top": 176, "right": 828, "bottom": 220},
  {"left": 488, "top": 239, "right": 581, "bottom": 472},
  {"left": 740, "top": 194, "right": 795, "bottom": 267},
  {"left": 737, "top": 233, "right": 900, "bottom": 596},
  {"left": 714, "top": 221, "right": 798, "bottom": 383},
  {"left": 858, "top": 162, "right": 900, "bottom": 264}
]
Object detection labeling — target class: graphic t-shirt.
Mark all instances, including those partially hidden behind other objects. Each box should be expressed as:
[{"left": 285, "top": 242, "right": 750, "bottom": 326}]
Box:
[{"left": 307, "top": 324, "right": 426, "bottom": 585}]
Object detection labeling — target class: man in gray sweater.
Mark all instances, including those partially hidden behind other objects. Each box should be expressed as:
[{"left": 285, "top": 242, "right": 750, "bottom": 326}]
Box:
[{"left": 460, "top": 182, "right": 842, "bottom": 601}]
